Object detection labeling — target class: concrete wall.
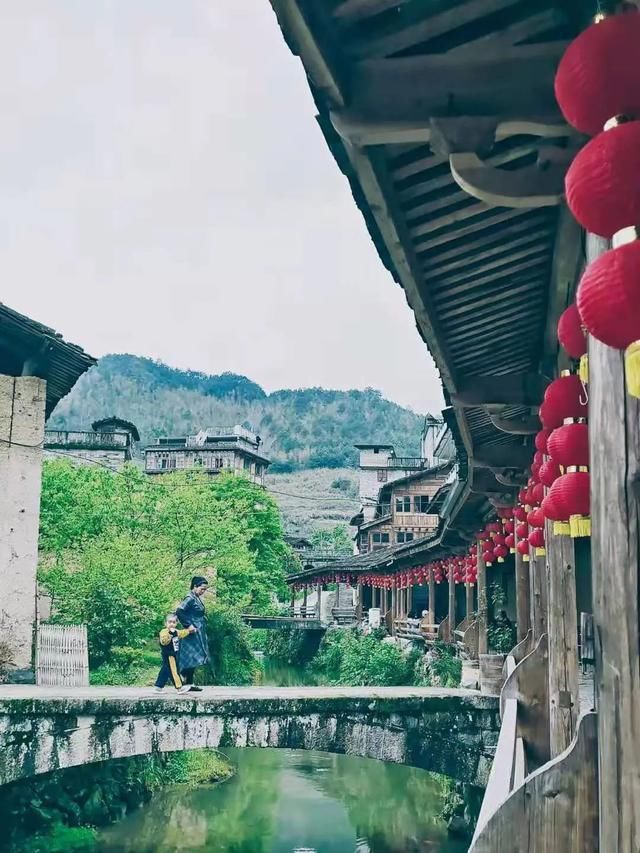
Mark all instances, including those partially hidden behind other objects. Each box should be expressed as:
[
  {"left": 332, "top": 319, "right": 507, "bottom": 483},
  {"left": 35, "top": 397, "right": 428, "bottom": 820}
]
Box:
[
  {"left": 0, "top": 375, "right": 46, "bottom": 678},
  {"left": 43, "top": 448, "right": 127, "bottom": 472}
]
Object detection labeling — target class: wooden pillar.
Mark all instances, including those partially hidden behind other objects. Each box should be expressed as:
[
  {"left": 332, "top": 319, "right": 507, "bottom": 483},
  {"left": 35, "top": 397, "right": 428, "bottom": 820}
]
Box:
[
  {"left": 391, "top": 586, "right": 396, "bottom": 633},
  {"left": 356, "top": 583, "right": 363, "bottom": 621},
  {"left": 302, "top": 584, "right": 308, "bottom": 617},
  {"left": 289, "top": 587, "right": 295, "bottom": 616},
  {"left": 514, "top": 526, "right": 531, "bottom": 643},
  {"left": 477, "top": 543, "right": 488, "bottom": 655},
  {"left": 545, "top": 522, "right": 579, "bottom": 757},
  {"left": 466, "top": 581, "right": 474, "bottom": 619},
  {"left": 588, "top": 233, "right": 640, "bottom": 852},
  {"left": 407, "top": 584, "right": 413, "bottom": 617},
  {"left": 428, "top": 571, "right": 436, "bottom": 625},
  {"left": 316, "top": 582, "right": 322, "bottom": 621},
  {"left": 529, "top": 546, "right": 548, "bottom": 641},
  {"left": 449, "top": 564, "right": 456, "bottom": 639}
]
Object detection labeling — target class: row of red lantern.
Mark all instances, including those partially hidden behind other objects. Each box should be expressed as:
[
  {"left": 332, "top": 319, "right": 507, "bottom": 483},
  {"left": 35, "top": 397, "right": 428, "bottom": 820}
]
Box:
[{"left": 556, "top": 11, "right": 640, "bottom": 398}]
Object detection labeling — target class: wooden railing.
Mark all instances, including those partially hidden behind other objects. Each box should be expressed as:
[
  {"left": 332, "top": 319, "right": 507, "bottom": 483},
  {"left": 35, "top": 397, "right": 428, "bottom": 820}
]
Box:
[{"left": 469, "top": 634, "right": 598, "bottom": 852}]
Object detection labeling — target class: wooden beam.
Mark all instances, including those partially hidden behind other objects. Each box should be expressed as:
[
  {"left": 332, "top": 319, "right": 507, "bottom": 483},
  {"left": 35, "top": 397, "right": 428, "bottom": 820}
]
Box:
[
  {"left": 474, "top": 443, "right": 532, "bottom": 470},
  {"left": 490, "top": 413, "right": 540, "bottom": 435},
  {"left": 449, "top": 146, "right": 573, "bottom": 209},
  {"left": 588, "top": 231, "right": 640, "bottom": 852},
  {"left": 545, "top": 522, "right": 579, "bottom": 758},
  {"left": 529, "top": 546, "right": 548, "bottom": 643},
  {"left": 349, "top": 46, "right": 564, "bottom": 124},
  {"left": 347, "top": 0, "right": 536, "bottom": 60},
  {"left": 514, "top": 524, "right": 531, "bottom": 643},
  {"left": 477, "top": 543, "right": 488, "bottom": 655},
  {"left": 451, "top": 373, "right": 547, "bottom": 407},
  {"left": 269, "top": 0, "right": 344, "bottom": 107},
  {"left": 541, "top": 204, "right": 585, "bottom": 375}
]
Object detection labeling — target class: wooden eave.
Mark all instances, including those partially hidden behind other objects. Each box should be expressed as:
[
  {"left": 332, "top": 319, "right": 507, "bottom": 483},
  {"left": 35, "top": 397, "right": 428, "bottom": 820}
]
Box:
[
  {"left": 269, "top": 0, "right": 587, "bottom": 532},
  {"left": 0, "top": 303, "right": 96, "bottom": 418}
]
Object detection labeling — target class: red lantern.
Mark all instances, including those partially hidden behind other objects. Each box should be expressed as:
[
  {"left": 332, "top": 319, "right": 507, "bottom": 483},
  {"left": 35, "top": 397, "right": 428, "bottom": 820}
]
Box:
[
  {"left": 553, "top": 470, "right": 591, "bottom": 538},
  {"left": 528, "top": 526, "right": 546, "bottom": 555},
  {"left": 505, "top": 533, "right": 515, "bottom": 553},
  {"left": 513, "top": 505, "right": 527, "bottom": 522},
  {"left": 503, "top": 520, "right": 514, "bottom": 534},
  {"left": 533, "top": 450, "right": 544, "bottom": 467},
  {"left": 548, "top": 421, "right": 589, "bottom": 468},
  {"left": 515, "top": 521, "right": 528, "bottom": 539},
  {"left": 493, "top": 544, "right": 508, "bottom": 563},
  {"left": 492, "top": 533, "right": 506, "bottom": 547},
  {"left": 482, "top": 549, "right": 494, "bottom": 565},
  {"left": 566, "top": 122, "right": 640, "bottom": 238},
  {"left": 540, "top": 374, "right": 588, "bottom": 429},
  {"left": 577, "top": 239, "right": 640, "bottom": 397},
  {"left": 542, "top": 484, "right": 571, "bottom": 536},
  {"left": 558, "top": 303, "right": 587, "bottom": 360},
  {"left": 527, "top": 507, "right": 545, "bottom": 529},
  {"left": 516, "top": 538, "right": 530, "bottom": 562},
  {"left": 535, "top": 429, "right": 552, "bottom": 453},
  {"left": 532, "top": 483, "right": 545, "bottom": 506},
  {"left": 555, "top": 11, "right": 640, "bottom": 135},
  {"left": 539, "top": 459, "right": 561, "bottom": 487}
]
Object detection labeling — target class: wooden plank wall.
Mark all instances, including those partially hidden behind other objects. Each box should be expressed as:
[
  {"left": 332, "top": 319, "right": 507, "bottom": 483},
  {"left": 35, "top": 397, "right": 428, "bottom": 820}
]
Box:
[{"left": 588, "top": 232, "right": 640, "bottom": 853}]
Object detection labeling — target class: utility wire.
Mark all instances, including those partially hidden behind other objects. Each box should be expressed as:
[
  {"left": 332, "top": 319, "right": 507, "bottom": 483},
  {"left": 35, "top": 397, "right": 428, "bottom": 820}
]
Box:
[{"left": 0, "top": 437, "right": 361, "bottom": 503}]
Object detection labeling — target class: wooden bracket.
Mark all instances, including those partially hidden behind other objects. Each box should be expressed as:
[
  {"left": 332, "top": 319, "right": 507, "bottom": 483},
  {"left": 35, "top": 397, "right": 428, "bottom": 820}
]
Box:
[{"left": 449, "top": 146, "right": 576, "bottom": 209}]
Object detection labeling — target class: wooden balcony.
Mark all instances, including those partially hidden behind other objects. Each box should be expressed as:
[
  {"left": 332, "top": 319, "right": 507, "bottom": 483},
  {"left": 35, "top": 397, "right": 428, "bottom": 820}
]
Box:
[{"left": 44, "top": 429, "right": 129, "bottom": 450}]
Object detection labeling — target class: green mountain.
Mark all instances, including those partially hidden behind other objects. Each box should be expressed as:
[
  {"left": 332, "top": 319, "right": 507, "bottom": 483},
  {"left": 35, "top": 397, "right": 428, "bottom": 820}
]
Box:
[{"left": 49, "top": 354, "right": 424, "bottom": 472}]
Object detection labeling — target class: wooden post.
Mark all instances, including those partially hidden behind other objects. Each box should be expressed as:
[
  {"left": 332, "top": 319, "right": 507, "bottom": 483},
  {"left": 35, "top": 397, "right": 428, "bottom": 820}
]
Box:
[
  {"left": 545, "top": 522, "right": 579, "bottom": 757},
  {"left": 477, "top": 543, "right": 488, "bottom": 655},
  {"left": 588, "top": 232, "right": 640, "bottom": 852},
  {"left": 302, "top": 584, "right": 308, "bottom": 618},
  {"left": 428, "top": 571, "right": 436, "bottom": 625},
  {"left": 356, "top": 583, "right": 363, "bottom": 621},
  {"left": 316, "top": 582, "right": 322, "bottom": 621},
  {"left": 529, "top": 545, "right": 548, "bottom": 641},
  {"left": 514, "top": 526, "right": 531, "bottom": 643},
  {"left": 466, "top": 581, "right": 473, "bottom": 619},
  {"left": 449, "top": 563, "right": 456, "bottom": 641},
  {"left": 407, "top": 583, "right": 413, "bottom": 617},
  {"left": 289, "top": 587, "right": 295, "bottom": 616},
  {"left": 391, "top": 586, "right": 396, "bottom": 634}
]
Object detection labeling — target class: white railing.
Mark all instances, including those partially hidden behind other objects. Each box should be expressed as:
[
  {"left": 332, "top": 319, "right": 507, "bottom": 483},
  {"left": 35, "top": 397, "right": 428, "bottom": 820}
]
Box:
[{"left": 36, "top": 624, "right": 89, "bottom": 687}]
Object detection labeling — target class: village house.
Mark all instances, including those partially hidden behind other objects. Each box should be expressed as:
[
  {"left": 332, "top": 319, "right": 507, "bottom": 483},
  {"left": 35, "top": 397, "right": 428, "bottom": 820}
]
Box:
[
  {"left": 144, "top": 425, "right": 270, "bottom": 486},
  {"left": 44, "top": 417, "right": 139, "bottom": 472},
  {"left": 351, "top": 415, "right": 456, "bottom": 553}
]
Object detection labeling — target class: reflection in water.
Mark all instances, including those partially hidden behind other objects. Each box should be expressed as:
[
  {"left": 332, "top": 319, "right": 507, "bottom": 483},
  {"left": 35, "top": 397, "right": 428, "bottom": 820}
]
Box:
[{"left": 98, "top": 749, "right": 468, "bottom": 853}]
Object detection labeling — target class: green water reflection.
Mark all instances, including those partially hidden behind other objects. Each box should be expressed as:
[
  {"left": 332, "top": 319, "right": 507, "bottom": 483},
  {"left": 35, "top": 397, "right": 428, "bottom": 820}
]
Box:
[{"left": 98, "top": 749, "right": 468, "bottom": 853}]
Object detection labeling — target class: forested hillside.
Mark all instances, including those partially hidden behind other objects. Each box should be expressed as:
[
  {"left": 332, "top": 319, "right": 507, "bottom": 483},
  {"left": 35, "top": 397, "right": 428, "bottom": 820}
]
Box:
[{"left": 49, "top": 354, "right": 424, "bottom": 471}]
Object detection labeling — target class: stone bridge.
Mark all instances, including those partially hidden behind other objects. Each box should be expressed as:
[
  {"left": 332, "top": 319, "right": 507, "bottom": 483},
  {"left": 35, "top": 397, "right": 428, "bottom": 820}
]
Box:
[{"left": 0, "top": 686, "right": 499, "bottom": 788}]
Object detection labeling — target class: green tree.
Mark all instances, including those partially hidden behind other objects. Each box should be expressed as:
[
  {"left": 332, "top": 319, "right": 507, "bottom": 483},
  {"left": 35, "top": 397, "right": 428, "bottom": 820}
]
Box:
[{"left": 38, "top": 462, "right": 289, "bottom": 666}]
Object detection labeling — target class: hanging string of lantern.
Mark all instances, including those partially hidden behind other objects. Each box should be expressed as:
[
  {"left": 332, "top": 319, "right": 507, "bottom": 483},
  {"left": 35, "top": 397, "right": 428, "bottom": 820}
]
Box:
[{"left": 555, "top": 8, "right": 640, "bottom": 398}]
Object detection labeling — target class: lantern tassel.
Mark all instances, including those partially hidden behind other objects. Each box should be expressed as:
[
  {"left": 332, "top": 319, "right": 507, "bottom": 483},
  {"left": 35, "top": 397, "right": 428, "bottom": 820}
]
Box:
[
  {"left": 553, "top": 521, "right": 572, "bottom": 535},
  {"left": 523, "top": 554, "right": 529, "bottom": 563},
  {"left": 535, "top": 547, "right": 546, "bottom": 556},
  {"left": 509, "top": 548, "right": 516, "bottom": 554},
  {"left": 497, "top": 557, "right": 505, "bottom": 563},
  {"left": 579, "top": 353, "right": 589, "bottom": 384},
  {"left": 625, "top": 341, "right": 640, "bottom": 398},
  {"left": 570, "top": 515, "right": 592, "bottom": 538}
]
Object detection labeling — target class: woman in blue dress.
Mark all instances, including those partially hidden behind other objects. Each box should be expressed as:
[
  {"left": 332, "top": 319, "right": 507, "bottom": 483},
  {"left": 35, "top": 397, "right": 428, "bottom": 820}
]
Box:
[{"left": 176, "top": 576, "right": 210, "bottom": 691}]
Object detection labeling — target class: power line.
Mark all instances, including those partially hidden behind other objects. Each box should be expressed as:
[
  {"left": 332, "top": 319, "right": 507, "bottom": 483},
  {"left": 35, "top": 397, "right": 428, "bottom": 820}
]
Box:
[{"left": 1, "top": 437, "right": 361, "bottom": 504}]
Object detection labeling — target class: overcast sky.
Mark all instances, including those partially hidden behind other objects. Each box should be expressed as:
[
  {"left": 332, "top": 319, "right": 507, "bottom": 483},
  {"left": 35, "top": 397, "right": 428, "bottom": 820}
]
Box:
[{"left": 0, "top": 0, "right": 444, "bottom": 414}]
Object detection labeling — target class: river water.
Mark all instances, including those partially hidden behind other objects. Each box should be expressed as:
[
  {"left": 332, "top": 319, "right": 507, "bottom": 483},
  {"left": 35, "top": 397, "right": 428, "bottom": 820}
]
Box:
[
  {"left": 98, "top": 748, "right": 468, "bottom": 853},
  {"left": 97, "top": 656, "right": 467, "bottom": 852}
]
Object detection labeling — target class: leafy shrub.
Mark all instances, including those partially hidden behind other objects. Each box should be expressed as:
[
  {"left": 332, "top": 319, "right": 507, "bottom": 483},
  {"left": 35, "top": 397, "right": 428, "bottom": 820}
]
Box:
[
  {"left": 199, "top": 605, "right": 260, "bottom": 685},
  {"left": 264, "top": 626, "right": 322, "bottom": 666},
  {"left": 0, "top": 639, "right": 14, "bottom": 682},
  {"left": 314, "top": 629, "right": 417, "bottom": 686},
  {"left": 414, "top": 641, "right": 462, "bottom": 687}
]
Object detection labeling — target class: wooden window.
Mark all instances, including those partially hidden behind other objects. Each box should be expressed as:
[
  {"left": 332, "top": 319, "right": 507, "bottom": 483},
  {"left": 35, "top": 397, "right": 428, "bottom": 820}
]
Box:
[
  {"left": 377, "top": 469, "right": 388, "bottom": 482},
  {"left": 395, "top": 496, "right": 411, "bottom": 513},
  {"left": 414, "top": 495, "right": 430, "bottom": 513}
]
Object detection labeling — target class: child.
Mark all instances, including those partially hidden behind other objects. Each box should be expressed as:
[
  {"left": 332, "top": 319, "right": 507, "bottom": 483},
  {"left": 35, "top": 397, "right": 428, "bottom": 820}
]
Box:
[{"left": 154, "top": 613, "right": 197, "bottom": 694}]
